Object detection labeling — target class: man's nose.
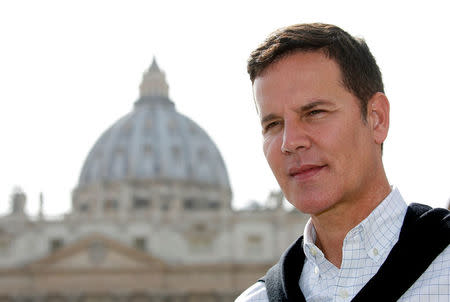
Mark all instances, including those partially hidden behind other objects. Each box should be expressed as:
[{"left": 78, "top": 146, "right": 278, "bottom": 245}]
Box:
[{"left": 281, "top": 120, "right": 311, "bottom": 154}]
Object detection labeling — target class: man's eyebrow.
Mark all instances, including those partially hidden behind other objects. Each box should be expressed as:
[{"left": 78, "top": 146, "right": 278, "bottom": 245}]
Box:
[
  {"left": 261, "top": 100, "right": 334, "bottom": 124},
  {"left": 261, "top": 113, "right": 279, "bottom": 125},
  {"left": 298, "top": 100, "right": 334, "bottom": 113}
]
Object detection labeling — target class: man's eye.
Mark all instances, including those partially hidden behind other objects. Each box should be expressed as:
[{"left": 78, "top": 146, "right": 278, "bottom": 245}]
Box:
[
  {"left": 308, "top": 109, "right": 326, "bottom": 116},
  {"left": 264, "top": 121, "right": 280, "bottom": 132}
]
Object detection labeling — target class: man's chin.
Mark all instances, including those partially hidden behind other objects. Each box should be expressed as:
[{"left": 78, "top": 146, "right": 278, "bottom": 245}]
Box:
[{"left": 288, "top": 196, "right": 332, "bottom": 215}]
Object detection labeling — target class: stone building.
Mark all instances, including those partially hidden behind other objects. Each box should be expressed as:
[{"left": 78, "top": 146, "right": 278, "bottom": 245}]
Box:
[{"left": 0, "top": 59, "right": 308, "bottom": 301}]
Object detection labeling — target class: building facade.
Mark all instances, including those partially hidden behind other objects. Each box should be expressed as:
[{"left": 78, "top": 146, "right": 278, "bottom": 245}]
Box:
[{"left": 0, "top": 59, "right": 308, "bottom": 301}]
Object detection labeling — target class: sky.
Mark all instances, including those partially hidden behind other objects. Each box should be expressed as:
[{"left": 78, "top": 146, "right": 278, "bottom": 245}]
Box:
[{"left": 0, "top": 0, "right": 449, "bottom": 216}]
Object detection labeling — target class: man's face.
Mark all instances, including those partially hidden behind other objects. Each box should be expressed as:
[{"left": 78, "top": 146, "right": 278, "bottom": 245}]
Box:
[{"left": 254, "top": 51, "right": 382, "bottom": 216}]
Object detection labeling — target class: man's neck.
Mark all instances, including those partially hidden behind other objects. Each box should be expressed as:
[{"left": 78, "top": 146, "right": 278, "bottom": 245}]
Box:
[{"left": 311, "top": 180, "right": 391, "bottom": 268}]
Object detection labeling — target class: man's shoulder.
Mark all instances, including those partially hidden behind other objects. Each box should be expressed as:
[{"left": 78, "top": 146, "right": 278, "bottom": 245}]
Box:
[
  {"left": 400, "top": 244, "right": 450, "bottom": 300},
  {"left": 407, "top": 203, "right": 449, "bottom": 215},
  {"left": 235, "top": 282, "right": 268, "bottom": 302},
  {"left": 403, "top": 203, "right": 449, "bottom": 238}
]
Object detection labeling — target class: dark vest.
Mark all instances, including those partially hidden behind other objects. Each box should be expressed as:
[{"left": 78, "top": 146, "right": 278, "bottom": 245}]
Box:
[{"left": 259, "top": 203, "right": 450, "bottom": 302}]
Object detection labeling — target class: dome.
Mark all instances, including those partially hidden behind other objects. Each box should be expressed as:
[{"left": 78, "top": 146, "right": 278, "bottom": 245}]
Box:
[{"left": 77, "top": 59, "right": 230, "bottom": 191}]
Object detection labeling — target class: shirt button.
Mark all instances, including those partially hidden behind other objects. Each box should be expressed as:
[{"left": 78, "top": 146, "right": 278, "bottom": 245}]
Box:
[
  {"left": 314, "top": 266, "right": 319, "bottom": 274},
  {"left": 310, "top": 247, "right": 318, "bottom": 256},
  {"left": 373, "top": 248, "right": 379, "bottom": 256},
  {"left": 339, "top": 289, "right": 349, "bottom": 299}
]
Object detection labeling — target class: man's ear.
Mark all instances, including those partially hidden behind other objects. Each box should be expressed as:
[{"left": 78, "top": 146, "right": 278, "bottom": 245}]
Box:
[{"left": 368, "top": 92, "right": 390, "bottom": 145}]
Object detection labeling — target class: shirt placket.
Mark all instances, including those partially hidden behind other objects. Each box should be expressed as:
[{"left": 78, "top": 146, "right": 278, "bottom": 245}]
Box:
[{"left": 334, "top": 227, "right": 364, "bottom": 302}]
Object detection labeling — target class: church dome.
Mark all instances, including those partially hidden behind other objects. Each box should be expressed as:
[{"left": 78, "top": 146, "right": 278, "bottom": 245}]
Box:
[{"left": 77, "top": 59, "right": 230, "bottom": 191}]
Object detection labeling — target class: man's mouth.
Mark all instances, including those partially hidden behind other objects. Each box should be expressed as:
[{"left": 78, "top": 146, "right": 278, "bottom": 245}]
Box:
[{"left": 288, "top": 165, "right": 326, "bottom": 181}]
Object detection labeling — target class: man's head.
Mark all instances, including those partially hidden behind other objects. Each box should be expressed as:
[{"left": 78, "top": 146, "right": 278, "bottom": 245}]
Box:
[
  {"left": 248, "top": 23, "right": 384, "bottom": 121},
  {"left": 248, "top": 23, "right": 390, "bottom": 216}
]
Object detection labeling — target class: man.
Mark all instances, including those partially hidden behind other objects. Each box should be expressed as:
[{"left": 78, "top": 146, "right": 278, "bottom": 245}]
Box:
[{"left": 236, "top": 23, "right": 449, "bottom": 301}]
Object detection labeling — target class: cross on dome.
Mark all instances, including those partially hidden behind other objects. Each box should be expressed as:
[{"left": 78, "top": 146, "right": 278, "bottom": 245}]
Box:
[{"left": 139, "top": 57, "right": 169, "bottom": 98}]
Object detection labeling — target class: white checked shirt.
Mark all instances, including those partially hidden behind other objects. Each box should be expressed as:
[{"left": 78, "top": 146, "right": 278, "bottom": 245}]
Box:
[{"left": 235, "top": 188, "right": 450, "bottom": 302}]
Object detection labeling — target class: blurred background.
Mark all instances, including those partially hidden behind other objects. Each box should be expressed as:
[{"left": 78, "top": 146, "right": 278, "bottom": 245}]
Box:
[
  {"left": 1, "top": 0, "right": 449, "bottom": 216},
  {"left": 0, "top": 0, "right": 449, "bottom": 300}
]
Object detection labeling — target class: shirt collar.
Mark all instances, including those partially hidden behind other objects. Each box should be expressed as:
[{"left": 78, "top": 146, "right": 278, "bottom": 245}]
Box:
[
  {"left": 302, "top": 187, "right": 407, "bottom": 265},
  {"left": 358, "top": 187, "right": 407, "bottom": 262},
  {"left": 303, "top": 215, "right": 324, "bottom": 263}
]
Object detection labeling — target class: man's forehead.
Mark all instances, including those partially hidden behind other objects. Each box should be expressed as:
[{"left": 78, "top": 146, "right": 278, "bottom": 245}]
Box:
[
  {"left": 255, "top": 49, "right": 333, "bottom": 77},
  {"left": 254, "top": 55, "right": 330, "bottom": 90},
  {"left": 252, "top": 53, "right": 349, "bottom": 107},
  {"left": 252, "top": 50, "right": 347, "bottom": 92}
]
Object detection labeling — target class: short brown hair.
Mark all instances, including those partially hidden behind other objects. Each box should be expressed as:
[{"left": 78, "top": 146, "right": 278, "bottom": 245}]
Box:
[{"left": 247, "top": 23, "right": 384, "bottom": 120}]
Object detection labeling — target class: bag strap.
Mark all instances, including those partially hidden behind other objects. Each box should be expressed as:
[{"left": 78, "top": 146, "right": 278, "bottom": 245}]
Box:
[
  {"left": 352, "top": 203, "right": 449, "bottom": 301},
  {"left": 258, "top": 236, "right": 306, "bottom": 302},
  {"left": 259, "top": 204, "right": 449, "bottom": 302}
]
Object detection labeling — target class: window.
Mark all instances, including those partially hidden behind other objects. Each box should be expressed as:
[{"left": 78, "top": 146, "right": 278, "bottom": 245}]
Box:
[
  {"left": 50, "top": 238, "right": 64, "bottom": 252},
  {"left": 79, "top": 203, "right": 89, "bottom": 212},
  {"left": 208, "top": 200, "right": 221, "bottom": 209},
  {"left": 187, "top": 223, "right": 215, "bottom": 253},
  {"left": 168, "top": 120, "right": 176, "bottom": 134},
  {"left": 129, "top": 294, "right": 150, "bottom": 302},
  {"left": 88, "top": 241, "right": 106, "bottom": 263},
  {"left": 143, "top": 144, "right": 152, "bottom": 154},
  {"left": 197, "top": 148, "right": 208, "bottom": 160},
  {"left": 246, "top": 235, "right": 262, "bottom": 254},
  {"left": 161, "top": 202, "right": 170, "bottom": 211},
  {"left": 188, "top": 237, "right": 212, "bottom": 253},
  {"left": 0, "top": 230, "right": 10, "bottom": 255},
  {"left": 104, "top": 200, "right": 118, "bottom": 211},
  {"left": 79, "top": 295, "right": 112, "bottom": 302},
  {"left": 184, "top": 199, "right": 195, "bottom": 210},
  {"left": 161, "top": 197, "right": 171, "bottom": 211},
  {"left": 0, "top": 238, "right": 9, "bottom": 251},
  {"left": 133, "top": 198, "right": 150, "bottom": 209},
  {"left": 134, "top": 237, "right": 147, "bottom": 251},
  {"left": 183, "top": 199, "right": 221, "bottom": 210},
  {"left": 154, "top": 162, "right": 160, "bottom": 173},
  {"left": 145, "top": 119, "right": 152, "bottom": 129},
  {"left": 115, "top": 146, "right": 125, "bottom": 155},
  {"left": 194, "top": 223, "right": 206, "bottom": 232},
  {"left": 45, "top": 295, "right": 66, "bottom": 302},
  {"left": 172, "top": 146, "right": 181, "bottom": 160},
  {"left": 124, "top": 122, "right": 133, "bottom": 134}
]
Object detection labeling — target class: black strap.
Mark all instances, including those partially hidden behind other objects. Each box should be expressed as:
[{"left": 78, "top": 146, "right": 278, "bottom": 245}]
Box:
[
  {"left": 258, "top": 236, "right": 306, "bottom": 302},
  {"left": 352, "top": 203, "right": 449, "bottom": 301},
  {"left": 259, "top": 203, "right": 449, "bottom": 302}
]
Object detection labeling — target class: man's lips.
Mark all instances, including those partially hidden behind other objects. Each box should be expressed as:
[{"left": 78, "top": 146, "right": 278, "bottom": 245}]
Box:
[{"left": 288, "top": 165, "right": 326, "bottom": 181}]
